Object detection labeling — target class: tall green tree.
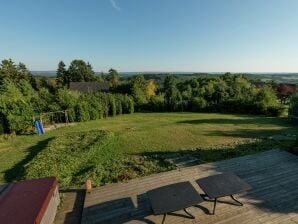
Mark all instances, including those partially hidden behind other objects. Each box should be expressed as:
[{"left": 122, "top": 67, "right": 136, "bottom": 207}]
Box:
[
  {"left": 68, "top": 60, "right": 96, "bottom": 82},
  {"left": 56, "top": 61, "right": 69, "bottom": 87},
  {"left": 163, "top": 76, "right": 182, "bottom": 111},
  {"left": 130, "top": 75, "right": 147, "bottom": 105},
  {"left": 108, "top": 68, "right": 120, "bottom": 86},
  {"left": 289, "top": 91, "right": 298, "bottom": 117},
  {"left": 255, "top": 87, "right": 279, "bottom": 113},
  {"left": 0, "top": 80, "right": 34, "bottom": 133},
  {"left": 0, "top": 59, "right": 18, "bottom": 83},
  {"left": 0, "top": 59, "right": 36, "bottom": 87}
]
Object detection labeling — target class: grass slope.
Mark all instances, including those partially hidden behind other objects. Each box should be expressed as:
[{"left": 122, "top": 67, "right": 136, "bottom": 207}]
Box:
[
  {"left": 24, "top": 130, "right": 172, "bottom": 187},
  {"left": 0, "top": 112, "right": 296, "bottom": 186}
]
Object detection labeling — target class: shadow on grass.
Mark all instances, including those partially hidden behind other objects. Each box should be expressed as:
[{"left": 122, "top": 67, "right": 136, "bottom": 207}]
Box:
[
  {"left": 140, "top": 139, "right": 295, "bottom": 165},
  {"left": 177, "top": 116, "right": 291, "bottom": 126},
  {"left": 4, "top": 137, "right": 54, "bottom": 182},
  {"left": 206, "top": 128, "right": 297, "bottom": 139}
]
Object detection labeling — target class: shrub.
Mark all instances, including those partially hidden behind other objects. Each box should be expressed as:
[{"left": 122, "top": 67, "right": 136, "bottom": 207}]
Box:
[
  {"left": 0, "top": 80, "right": 34, "bottom": 133},
  {"left": 57, "top": 88, "right": 79, "bottom": 110},
  {"left": 289, "top": 91, "right": 298, "bottom": 118},
  {"left": 56, "top": 88, "right": 80, "bottom": 122},
  {"left": 147, "top": 94, "right": 165, "bottom": 112},
  {"left": 128, "top": 96, "right": 134, "bottom": 114},
  {"left": 254, "top": 87, "right": 280, "bottom": 114},
  {"left": 97, "top": 93, "right": 109, "bottom": 117},
  {"left": 191, "top": 97, "right": 207, "bottom": 111},
  {"left": 75, "top": 102, "right": 90, "bottom": 122},
  {"left": 116, "top": 100, "right": 122, "bottom": 115},
  {"left": 108, "top": 94, "right": 117, "bottom": 116},
  {"left": 83, "top": 94, "right": 102, "bottom": 120}
]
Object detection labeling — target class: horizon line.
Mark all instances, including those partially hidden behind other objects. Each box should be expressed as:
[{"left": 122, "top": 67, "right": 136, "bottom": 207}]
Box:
[{"left": 30, "top": 70, "right": 298, "bottom": 74}]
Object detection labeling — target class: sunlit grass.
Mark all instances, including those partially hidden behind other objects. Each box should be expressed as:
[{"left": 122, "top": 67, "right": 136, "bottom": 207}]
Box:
[{"left": 0, "top": 112, "right": 296, "bottom": 185}]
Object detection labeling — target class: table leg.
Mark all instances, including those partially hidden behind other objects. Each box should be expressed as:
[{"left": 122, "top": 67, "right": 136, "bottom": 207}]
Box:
[
  {"left": 161, "top": 213, "right": 167, "bottom": 224},
  {"left": 183, "top": 208, "right": 195, "bottom": 219},
  {"left": 230, "top": 195, "right": 243, "bottom": 206},
  {"left": 212, "top": 198, "right": 217, "bottom": 215}
]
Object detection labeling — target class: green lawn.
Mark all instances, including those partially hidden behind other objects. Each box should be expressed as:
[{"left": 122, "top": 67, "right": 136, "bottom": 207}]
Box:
[{"left": 0, "top": 112, "right": 296, "bottom": 186}]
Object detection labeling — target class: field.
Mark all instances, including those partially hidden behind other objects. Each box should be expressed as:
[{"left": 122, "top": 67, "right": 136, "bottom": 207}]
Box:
[{"left": 0, "top": 112, "right": 296, "bottom": 187}]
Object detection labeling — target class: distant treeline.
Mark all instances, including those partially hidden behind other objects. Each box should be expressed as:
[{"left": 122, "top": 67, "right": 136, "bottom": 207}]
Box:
[{"left": 1, "top": 58, "right": 297, "bottom": 134}]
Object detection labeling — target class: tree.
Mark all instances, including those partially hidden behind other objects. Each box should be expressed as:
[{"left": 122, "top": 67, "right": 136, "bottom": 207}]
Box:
[
  {"left": 68, "top": 60, "right": 96, "bottom": 82},
  {"left": 231, "top": 75, "right": 252, "bottom": 99},
  {"left": 289, "top": 91, "right": 298, "bottom": 117},
  {"left": 130, "top": 75, "right": 147, "bottom": 105},
  {"left": 56, "top": 61, "right": 69, "bottom": 87},
  {"left": 163, "top": 76, "right": 182, "bottom": 111},
  {"left": 0, "top": 59, "right": 35, "bottom": 87},
  {"left": 0, "top": 59, "right": 18, "bottom": 83},
  {"left": 255, "top": 87, "right": 279, "bottom": 114},
  {"left": 35, "top": 77, "right": 57, "bottom": 93},
  {"left": 17, "top": 63, "right": 33, "bottom": 82},
  {"left": 145, "top": 79, "right": 156, "bottom": 97},
  {"left": 213, "top": 79, "right": 228, "bottom": 104},
  {"left": 276, "top": 84, "right": 295, "bottom": 104},
  {"left": 0, "top": 80, "right": 34, "bottom": 133},
  {"left": 163, "top": 75, "right": 176, "bottom": 91},
  {"left": 108, "top": 68, "right": 120, "bottom": 86}
]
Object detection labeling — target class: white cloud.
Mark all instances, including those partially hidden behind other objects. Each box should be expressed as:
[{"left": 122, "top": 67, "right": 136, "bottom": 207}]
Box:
[{"left": 110, "top": 0, "right": 121, "bottom": 11}]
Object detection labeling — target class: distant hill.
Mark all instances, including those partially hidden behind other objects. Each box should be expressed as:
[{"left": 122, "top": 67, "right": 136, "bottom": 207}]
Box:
[
  {"left": 30, "top": 71, "right": 298, "bottom": 84},
  {"left": 31, "top": 71, "right": 57, "bottom": 77}
]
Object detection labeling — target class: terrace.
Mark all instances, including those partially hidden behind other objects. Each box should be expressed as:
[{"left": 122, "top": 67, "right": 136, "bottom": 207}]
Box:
[{"left": 55, "top": 149, "right": 298, "bottom": 224}]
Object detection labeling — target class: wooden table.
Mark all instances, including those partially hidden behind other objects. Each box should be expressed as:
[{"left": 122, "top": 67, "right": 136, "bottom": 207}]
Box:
[
  {"left": 147, "top": 181, "right": 203, "bottom": 223},
  {"left": 196, "top": 172, "right": 251, "bottom": 214}
]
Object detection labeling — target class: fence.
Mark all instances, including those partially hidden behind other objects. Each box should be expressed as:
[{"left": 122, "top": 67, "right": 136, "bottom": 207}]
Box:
[{"left": 34, "top": 110, "right": 69, "bottom": 127}]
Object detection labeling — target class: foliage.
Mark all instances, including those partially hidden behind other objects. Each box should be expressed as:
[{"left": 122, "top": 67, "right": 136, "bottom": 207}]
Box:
[
  {"left": 289, "top": 91, "right": 298, "bottom": 117},
  {"left": 108, "top": 68, "right": 120, "bottom": 87},
  {"left": 67, "top": 59, "right": 96, "bottom": 83},
  {"left": 145, "top": 79, "right": 156, "bottom": 97},
  {"left": 0, "top": 59, "right": 34, "bottom": 86},
  {"left": 0, "top": 77, "right": 134, "bottom": 133},
  {"left": 129, "top": 73, "right": 283, "bottom": 115},
  {"left": 130, "top": 75, "right": 148, "bottom": 106},
  {"left": 254, "top": 87, "right": 279, "bottom": 114},
  {"left": 164, "top": 76, "right": 183, "bottom": 111},
  {"left": 0, "top": 58, "right": 287, "bottom": 134},
  {"left": 75, "top": 101, "right": 90, "bottom": 122},
  {"left": 147, "top": 94, "right": 165, "bottom": 112},
  {"left": 0, "top": 80, "right": 34, "bottom": 133},
  {"left": 56, "top": 61, "right": 69, "bottom": 87},
  {"left": 191, "top": 97, "right": 207, "bottom": 111}
]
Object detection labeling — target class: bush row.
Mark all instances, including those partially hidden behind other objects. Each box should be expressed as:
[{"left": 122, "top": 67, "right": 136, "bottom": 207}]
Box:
[
  {"left": 130, "top": 75, "right": 285, "bottom": 116},
  {"left": 0, "top": 80, "right": 134, "bottom": 134}
]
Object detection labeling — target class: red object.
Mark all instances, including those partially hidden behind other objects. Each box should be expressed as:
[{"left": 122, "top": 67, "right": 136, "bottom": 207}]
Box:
[{"left": 0, "top": 177, "right": 58, "bottom": 224}]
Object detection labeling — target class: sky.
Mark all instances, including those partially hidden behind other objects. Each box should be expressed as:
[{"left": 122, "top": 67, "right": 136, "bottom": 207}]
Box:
[{"left": 0, "top": 0, "right": 298, "bottom": 72}]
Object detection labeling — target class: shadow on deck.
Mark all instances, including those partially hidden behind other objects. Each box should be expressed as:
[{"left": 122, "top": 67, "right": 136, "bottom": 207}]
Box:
[{"left": 58, "top": 150, "right": 298, "bottom": 224}]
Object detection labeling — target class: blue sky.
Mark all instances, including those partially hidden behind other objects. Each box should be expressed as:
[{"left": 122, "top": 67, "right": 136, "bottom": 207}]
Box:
[{"left": 0, "top": 0, "right": 298, "bottom": 72}]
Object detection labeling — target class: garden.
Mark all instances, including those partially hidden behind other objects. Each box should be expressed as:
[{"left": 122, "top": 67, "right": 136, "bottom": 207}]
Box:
[
  {"left": 0, "top": 112, "right": 296, "bottom": 187},
  {"left": 0, "top": 59, "right": 297, "bottom": 187}
]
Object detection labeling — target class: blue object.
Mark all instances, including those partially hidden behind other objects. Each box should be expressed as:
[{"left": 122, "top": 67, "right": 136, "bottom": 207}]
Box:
[{"left": 35, "top": 120, "right": 45, "bottom": 135}]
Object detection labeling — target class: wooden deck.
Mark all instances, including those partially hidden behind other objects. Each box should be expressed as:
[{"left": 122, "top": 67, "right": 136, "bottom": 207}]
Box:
[{"left": 80, "top": 149, "right": 298, "bottom": 224}]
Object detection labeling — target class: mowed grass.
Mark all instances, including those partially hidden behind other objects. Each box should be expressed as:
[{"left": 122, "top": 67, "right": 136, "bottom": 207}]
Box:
[{"left": 0, "top": 112, "right": 296, "bottom": 185}]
